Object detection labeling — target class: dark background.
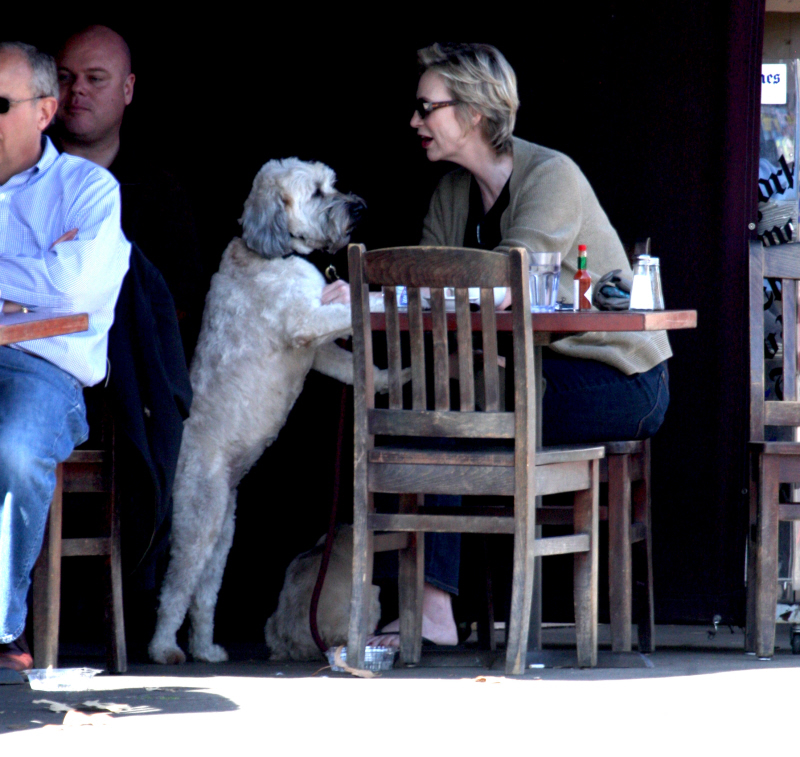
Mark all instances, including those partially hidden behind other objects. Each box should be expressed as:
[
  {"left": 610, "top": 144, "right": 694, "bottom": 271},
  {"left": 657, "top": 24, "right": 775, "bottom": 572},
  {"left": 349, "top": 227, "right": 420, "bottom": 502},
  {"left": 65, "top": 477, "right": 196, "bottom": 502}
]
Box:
[{"left": 9, "top": 1, "right": 765, "bottom": 647}]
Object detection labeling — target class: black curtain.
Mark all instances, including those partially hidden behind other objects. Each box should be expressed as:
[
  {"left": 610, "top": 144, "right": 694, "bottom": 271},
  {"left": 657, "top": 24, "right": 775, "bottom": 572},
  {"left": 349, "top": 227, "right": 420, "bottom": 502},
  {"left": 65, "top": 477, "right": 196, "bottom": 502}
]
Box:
[{"left": 9, "top": 2, "right": 766, "bottom": 639}]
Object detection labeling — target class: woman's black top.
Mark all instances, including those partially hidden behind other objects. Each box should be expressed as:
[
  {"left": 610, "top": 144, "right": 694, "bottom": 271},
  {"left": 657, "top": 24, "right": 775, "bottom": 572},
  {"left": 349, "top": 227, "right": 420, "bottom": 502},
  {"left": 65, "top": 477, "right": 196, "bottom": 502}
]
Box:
[{"left": 463, "top": 176, "right": 511, "bottom": 251}]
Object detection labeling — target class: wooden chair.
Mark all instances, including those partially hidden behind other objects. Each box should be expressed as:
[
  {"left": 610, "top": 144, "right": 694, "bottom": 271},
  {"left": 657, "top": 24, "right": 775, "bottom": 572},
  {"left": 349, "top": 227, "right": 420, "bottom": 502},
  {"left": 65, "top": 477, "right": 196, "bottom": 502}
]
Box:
[
  {"left": 347, "top": 244, "right": 603, "bottom": 675},
  {"left": 31, "top": 391, "right": 126, "bottom": 672},
  {"left": 746, "top": 239, "right": 800, "bottom": 658}
]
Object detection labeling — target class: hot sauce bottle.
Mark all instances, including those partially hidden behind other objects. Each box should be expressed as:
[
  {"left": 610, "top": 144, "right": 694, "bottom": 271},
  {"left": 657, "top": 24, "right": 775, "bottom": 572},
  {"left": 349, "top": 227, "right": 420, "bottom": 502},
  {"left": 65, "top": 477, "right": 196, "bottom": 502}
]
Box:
[{"left": 573, "top": 244, "right": 592, "bottom": 311}]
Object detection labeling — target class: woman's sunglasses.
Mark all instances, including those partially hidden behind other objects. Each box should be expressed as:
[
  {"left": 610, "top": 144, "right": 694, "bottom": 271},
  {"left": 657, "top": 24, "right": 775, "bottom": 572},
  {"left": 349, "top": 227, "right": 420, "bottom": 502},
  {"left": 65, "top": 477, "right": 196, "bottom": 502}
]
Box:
[
  {"left": 0, "top": 96, "right": 46, "bottom": 115},
  {"left": 414, "top": 98, "right": 459, "bottom": 120}
]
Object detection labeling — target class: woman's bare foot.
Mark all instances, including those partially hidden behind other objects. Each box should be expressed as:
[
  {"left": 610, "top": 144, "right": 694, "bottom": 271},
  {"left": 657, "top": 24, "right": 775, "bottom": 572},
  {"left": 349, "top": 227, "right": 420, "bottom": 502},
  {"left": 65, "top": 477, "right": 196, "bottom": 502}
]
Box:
[{"left": 369, "top": 583, "right": 458, "bottom": 647}]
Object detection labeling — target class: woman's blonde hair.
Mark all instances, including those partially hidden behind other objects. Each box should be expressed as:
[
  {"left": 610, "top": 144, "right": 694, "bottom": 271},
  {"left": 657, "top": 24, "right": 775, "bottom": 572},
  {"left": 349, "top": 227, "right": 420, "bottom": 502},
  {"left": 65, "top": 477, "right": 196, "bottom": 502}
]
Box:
[{"left": 418, "top": 42, "right": 519, "bottom": 154}]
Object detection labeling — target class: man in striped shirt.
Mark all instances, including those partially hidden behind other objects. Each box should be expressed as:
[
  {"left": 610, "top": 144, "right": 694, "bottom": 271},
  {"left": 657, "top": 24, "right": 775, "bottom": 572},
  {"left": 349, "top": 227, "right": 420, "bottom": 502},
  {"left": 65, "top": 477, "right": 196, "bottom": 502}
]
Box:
[{"left": 0, "top": 41, "right": 130, "bottom": 672}]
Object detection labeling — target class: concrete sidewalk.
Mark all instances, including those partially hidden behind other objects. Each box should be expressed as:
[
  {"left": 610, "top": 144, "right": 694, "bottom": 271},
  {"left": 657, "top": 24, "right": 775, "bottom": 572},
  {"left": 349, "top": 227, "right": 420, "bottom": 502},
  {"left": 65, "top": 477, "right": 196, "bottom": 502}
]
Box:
[{"left": 2, "top": 625, "right": 799, "bottom": 753}]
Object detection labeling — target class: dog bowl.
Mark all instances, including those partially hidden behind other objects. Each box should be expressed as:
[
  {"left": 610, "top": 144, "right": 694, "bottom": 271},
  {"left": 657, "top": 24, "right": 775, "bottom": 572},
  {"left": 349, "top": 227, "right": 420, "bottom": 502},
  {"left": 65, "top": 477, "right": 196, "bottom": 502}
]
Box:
[
  {"left": 27, "top": 667, "right": 103, "bottom": 691},
  {"left": 326, "top": 645, "right": 397, "bottom": 672}
]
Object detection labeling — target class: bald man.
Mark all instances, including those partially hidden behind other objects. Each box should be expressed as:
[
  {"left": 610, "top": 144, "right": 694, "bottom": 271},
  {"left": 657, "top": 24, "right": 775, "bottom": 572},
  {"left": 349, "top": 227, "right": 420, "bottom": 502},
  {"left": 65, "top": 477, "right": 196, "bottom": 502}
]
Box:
[
  {"left": 55, "top": 25, "right": 133, "bottom": 168},
  {"left": 53, "top": 27, "right": 200, "bottom": 658},
  {"left": 55, "top": 25, "right": 202, "bottom": 358}
]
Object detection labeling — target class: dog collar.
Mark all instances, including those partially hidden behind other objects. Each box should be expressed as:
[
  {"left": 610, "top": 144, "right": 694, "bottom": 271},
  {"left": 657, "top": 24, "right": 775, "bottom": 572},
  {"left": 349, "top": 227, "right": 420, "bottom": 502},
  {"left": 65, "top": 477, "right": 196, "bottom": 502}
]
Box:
[{"left": 284, "top": 251, "right": 340, "bottom": 283}]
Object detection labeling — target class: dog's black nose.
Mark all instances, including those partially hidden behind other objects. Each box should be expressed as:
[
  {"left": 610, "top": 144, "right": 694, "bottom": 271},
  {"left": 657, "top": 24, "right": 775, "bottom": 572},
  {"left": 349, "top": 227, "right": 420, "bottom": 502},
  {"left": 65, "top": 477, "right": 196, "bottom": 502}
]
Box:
[{"left": 347, "top": 198, "right": 367, "bottom": 224}]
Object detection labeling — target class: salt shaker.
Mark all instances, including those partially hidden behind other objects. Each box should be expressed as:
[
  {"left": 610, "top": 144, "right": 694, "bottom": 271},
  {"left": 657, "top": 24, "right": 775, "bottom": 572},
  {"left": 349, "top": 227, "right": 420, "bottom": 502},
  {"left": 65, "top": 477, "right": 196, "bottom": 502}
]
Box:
[{"left": 629, "top": 255, "right": 654, "bottom": 310}]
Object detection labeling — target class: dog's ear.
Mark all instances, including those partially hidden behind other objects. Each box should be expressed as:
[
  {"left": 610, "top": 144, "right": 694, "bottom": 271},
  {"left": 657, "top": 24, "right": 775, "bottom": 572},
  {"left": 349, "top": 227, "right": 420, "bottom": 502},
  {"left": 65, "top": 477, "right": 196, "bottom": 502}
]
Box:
[{"left": 239, "top": 183, "right": 291, "bottom": 259}]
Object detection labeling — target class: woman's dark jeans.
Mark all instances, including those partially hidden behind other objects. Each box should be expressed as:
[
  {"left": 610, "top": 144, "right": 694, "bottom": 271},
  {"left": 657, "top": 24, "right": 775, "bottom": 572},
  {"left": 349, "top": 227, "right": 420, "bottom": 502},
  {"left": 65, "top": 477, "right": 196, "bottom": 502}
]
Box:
[{"left": 541, "top": 353, "right": 669, "bottom": 445}]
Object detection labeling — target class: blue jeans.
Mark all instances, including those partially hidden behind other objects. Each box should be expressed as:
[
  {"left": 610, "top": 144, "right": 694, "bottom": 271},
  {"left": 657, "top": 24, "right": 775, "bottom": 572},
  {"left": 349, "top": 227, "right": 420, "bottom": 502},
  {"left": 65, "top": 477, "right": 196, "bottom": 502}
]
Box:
[
  {"left": 424, "top": 357, "right": 670, "bottom": 595},
  {"left": 0, "top": 347, "right": 88, "bottom": 643}
]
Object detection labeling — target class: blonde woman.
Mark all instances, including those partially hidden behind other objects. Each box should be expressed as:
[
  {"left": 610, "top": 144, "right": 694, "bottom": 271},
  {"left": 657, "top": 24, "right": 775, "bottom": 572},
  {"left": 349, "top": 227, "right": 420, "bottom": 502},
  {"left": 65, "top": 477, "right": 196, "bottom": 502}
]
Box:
[{"left": 368, "top": 42, "right": 671, "bottom": 648}]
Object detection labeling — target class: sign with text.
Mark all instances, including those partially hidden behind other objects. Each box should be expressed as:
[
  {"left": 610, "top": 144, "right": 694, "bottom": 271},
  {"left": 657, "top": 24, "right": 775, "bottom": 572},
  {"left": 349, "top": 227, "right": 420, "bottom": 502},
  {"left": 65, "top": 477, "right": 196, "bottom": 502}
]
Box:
[{"left": 763, "top": 64, "right": 788, "bottom": 104}]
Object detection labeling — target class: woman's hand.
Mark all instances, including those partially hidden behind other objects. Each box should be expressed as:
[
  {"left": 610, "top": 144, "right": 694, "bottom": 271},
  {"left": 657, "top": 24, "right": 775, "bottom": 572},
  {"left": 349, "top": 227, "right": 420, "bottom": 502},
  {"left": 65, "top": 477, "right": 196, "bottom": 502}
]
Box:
[
  {"left": 497, "top": 287, "right": 513, "bottom": 310},
  {"left": 321, "top": 279, "right": 351, "bottom": 305}
]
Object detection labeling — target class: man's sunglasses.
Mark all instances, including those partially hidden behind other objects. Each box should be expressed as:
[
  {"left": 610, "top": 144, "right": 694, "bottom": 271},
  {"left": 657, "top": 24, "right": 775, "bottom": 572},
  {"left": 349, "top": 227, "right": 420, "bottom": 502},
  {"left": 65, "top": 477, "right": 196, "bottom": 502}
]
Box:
[
  {"left": 414, "top": 98, "right": 459, "bottom": 119},
  {"left": 0, "top": 96, "right": 46, "bottom": 115}
]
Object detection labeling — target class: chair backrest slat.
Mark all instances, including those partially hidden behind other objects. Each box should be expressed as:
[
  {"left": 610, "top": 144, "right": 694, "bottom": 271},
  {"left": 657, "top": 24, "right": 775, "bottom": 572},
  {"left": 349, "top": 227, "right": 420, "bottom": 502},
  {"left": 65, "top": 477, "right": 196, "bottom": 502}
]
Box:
[
  {"left": 455, "top": 288, "right": 475, "bottom": 411},
  {"left": 407, "top": 286, "right": 427, "bottom": 410},
  {"left": 784, "top": 278, "right": 798, "bottom": 401},
  {"left": 383, "top": 285, "right": 403, "bottom": 409},
  {"left": 750, "top": 241, "right": 766, "bottom": 438},
  {"left": 430, "top": 288, "right": 450, "bottom": 410},
  {"left": 480, "top": 288, "right": 501, "bottom": 412}
]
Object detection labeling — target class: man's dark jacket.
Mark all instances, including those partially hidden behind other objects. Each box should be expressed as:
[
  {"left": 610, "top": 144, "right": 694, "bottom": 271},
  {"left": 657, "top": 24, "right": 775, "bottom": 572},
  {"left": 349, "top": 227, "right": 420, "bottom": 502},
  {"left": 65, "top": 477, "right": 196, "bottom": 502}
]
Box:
[{"left": 108, "top": 244, "right": 193, "bottom": 581}]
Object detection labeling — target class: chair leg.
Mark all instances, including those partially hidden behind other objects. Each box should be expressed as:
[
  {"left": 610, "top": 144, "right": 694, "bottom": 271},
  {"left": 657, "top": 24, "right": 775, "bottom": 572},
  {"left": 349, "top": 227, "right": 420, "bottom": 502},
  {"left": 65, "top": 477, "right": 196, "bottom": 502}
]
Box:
[
  {"left": 745, "top": 454, "right": 759, "bottom": 654},
  {"left": 32, "top": 464, "right": 63, "bottom": 670},
  {"left": 527, "top": 522, "right": 543, "bottom": 652},
  {"left": 754, "top": 454, "right": 781, "bottom": 658},
  {"left": 398, "top": 493, "right": 423, "bottom": 665},
  {"left": 608, "top": 453, "right": 632, "bottom": 652},
  {"left": 505, "top": 492, "right": 536, "bottom": 676},
  {"left": 632, "top": 441, "right": 655, "bottom": 653},
  {"left": 347, "top": 492, "right": 375, "bottom": 669},
  {"left": 573, "top": 459, "right": 599, "bottom": 668},
  {"left": 104, "top": 483, "right": 126, "bottom": 673}
]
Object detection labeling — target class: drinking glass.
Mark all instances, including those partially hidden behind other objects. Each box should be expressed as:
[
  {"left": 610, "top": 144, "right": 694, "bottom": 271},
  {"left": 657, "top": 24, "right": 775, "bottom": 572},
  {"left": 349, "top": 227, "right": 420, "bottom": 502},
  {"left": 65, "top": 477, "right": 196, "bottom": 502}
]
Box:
[{"left": 529, "top": 252, "right": 561, "bottom": 312}]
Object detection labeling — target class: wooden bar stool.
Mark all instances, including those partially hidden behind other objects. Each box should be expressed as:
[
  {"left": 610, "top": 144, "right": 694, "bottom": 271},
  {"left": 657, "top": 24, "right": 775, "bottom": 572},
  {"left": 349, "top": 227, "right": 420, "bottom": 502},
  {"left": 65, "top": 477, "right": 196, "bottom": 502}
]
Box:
[
  {"left": 535, "top": 438, "right": 654, "bottom": 653},
  {"left": 31, "top": 398, "right": 126, "bottom": 673}
]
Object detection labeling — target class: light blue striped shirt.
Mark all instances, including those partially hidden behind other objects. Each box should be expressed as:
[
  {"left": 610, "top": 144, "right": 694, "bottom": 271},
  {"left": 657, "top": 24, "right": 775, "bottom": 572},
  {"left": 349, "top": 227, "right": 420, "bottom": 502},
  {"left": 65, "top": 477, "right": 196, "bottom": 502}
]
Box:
[{"left": 0, "top": 137, "right": 131, "bottom": 386}]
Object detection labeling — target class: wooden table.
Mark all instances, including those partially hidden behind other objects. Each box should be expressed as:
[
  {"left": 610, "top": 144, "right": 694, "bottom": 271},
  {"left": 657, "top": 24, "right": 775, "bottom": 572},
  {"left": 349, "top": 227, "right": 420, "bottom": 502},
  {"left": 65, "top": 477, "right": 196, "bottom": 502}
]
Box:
[
  {"left": 370, "top": 308, "right": 697, "bottom": 340},
  {"left": 0, "top": 310, "right": 89, "bottom": 346}
]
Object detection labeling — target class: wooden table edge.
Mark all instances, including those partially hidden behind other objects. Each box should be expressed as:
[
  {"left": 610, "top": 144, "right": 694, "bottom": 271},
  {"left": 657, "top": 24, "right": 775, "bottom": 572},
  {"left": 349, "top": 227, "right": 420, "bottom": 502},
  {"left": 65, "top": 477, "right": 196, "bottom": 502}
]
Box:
[{"left": 369, "top": 309, "right": 697, "bottom": 332}]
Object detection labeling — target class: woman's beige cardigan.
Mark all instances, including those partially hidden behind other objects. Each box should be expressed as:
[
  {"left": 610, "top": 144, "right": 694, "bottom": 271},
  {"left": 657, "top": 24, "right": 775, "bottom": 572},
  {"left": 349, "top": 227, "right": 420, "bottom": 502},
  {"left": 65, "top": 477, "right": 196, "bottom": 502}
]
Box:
[{"left": 420, "top": 137, "right": 672, "bottom": 375}]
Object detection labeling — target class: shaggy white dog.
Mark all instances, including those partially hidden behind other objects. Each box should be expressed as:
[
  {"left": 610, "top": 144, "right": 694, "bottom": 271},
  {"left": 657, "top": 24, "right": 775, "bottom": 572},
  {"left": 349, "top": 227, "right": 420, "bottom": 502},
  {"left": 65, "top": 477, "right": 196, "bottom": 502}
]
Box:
[
  {"left": 265, "top": 525, "right": 380, "bottom": 661},
  {"left": 149, "top": 158, "right": 381, "bottom": 664}
]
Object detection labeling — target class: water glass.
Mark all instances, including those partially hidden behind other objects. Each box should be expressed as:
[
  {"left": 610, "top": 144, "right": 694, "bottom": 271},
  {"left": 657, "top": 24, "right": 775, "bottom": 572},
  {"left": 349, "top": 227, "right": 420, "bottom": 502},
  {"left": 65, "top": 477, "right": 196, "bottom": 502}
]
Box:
[{"left": 529, "top": 252, "right": 561, "bottom": 312}]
